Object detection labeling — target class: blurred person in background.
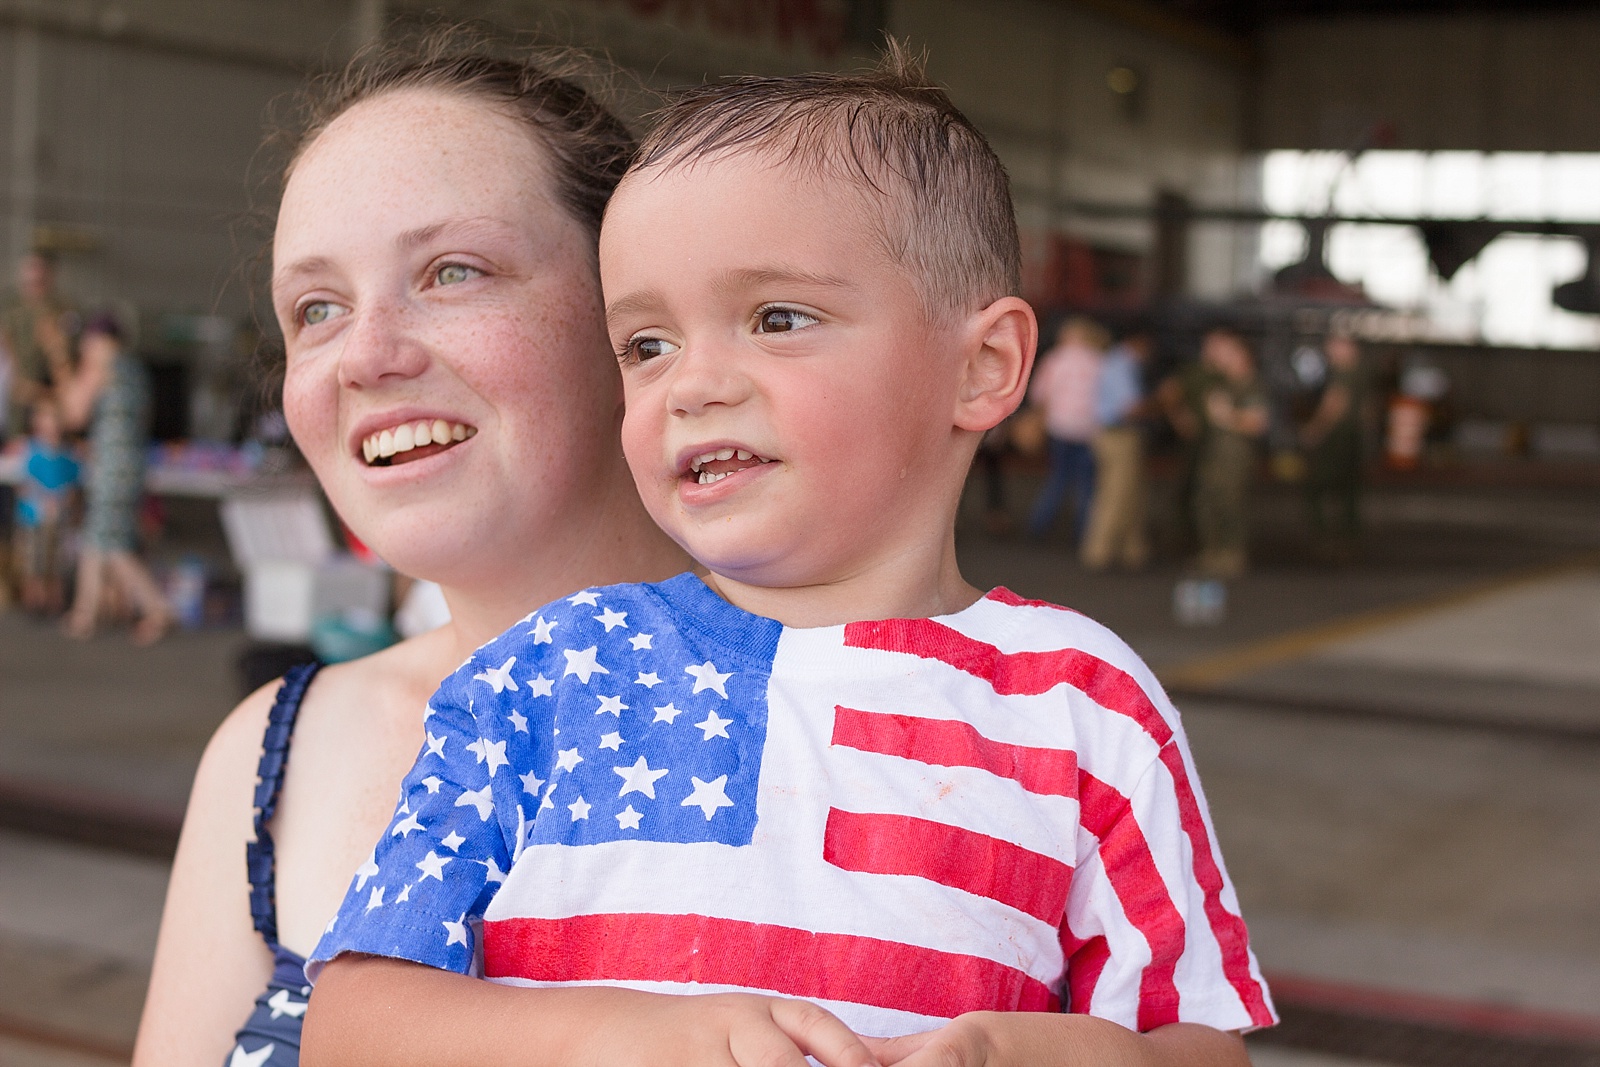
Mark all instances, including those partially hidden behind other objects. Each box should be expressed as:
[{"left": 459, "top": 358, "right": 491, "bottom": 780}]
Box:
[
  {"left": 1081, "top": 326, "right": 1152, "bottom": 571},
  {"left": 12, "top": 394, "right": 80, "bottom": 614},
  {"left": 1300, "top": 333, "right": 1365, "bottom": 560},
  {"left": 1025, "top": 316, "right": 1106, "bottom": 544},
  {"left": 1173, "top": 328, "right": 1267, "bottom": 579},
  {"left": 132, "top": 33, "right": 690, "bottom": 1067},
  {"left": 2, "top": 250, "right": 75, "bottom": 440},
  {"left": 45, "top": 312, "right": 173, "bottom": 643}
]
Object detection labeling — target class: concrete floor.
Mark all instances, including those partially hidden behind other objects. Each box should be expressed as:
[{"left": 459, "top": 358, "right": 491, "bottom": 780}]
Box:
[{"left": 2, "top": 476, "right": 1598, "bottom": 1064}]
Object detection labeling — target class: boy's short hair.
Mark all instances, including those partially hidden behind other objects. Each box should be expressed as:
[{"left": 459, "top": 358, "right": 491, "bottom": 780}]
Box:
[{"left": 630, "top": 42, "right": 1020, "bottom": 320}]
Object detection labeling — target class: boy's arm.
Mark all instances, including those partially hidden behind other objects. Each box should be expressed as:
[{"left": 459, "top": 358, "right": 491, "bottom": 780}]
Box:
[
  {"left": 303, "top": 954, "right": 883, "bottom": 1067},
  {"left": 866, "top": 1013, "right": 1248, "bottom": 1067}
]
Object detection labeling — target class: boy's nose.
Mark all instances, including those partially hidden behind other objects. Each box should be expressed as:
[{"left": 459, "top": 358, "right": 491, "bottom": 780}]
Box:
[
  {"left": 336, "top": 298, "right": 430, "bottom": 389},
  {"left": 665, "top": 340, "right": 752, "bottom": 416}
]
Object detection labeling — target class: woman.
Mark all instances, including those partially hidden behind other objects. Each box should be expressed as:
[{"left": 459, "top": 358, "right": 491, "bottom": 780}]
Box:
[
  {"left": 132, "top": 37, "right": 690, "bottom": 1065},
  {"left": 45, "top": 312, "right": 174, "bottom": 643}
]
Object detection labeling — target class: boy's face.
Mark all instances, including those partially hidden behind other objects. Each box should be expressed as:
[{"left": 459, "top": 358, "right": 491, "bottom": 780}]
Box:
[{"left": 601, "top": 154, "right": 967, "bottom": 593}]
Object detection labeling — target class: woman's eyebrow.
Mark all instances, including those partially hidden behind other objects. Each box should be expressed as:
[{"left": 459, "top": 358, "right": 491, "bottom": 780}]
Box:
[{"left": 397, "top": 215, "right": 508, "bottom": 250}]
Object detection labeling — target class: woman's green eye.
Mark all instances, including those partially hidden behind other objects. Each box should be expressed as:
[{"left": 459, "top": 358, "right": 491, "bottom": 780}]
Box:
[
  {"left": 757, "top": 308, "right": 819, "bottom": 333},
  {"left": 437, "top": 264, "right": 479, "bottom": 285},
  {"left": 301, "top": 302, "right": 343, "bottom": 326}
]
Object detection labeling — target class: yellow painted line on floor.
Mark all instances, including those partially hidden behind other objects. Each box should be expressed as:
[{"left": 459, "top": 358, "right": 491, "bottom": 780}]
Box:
[{"left": 1158, "top": 552, "right": 1600, "bottom": 691}]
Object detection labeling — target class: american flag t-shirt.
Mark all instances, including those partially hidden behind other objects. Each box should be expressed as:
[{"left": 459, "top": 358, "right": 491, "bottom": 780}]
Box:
[{"left": 308, "top": 573, "right": 1275, "bottom": 1037}]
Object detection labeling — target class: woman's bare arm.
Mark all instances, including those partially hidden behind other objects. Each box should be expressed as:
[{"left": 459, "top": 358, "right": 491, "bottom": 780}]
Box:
[{"left": 132, "top": 684, "right": 279, "bottom": 1067}]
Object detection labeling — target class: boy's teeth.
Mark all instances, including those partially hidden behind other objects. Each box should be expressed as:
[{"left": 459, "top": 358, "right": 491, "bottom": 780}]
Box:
[
  {"left": 736, "top": 450, "right": 752, "bottom": 461},
  {"left": 715, "top": 447, "right": 734, "bottom": 460}
]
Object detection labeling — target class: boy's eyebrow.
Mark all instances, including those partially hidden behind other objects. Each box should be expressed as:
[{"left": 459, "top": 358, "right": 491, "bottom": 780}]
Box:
[{"left": 605, "top": 266, "right": 859, "bottom": 328}]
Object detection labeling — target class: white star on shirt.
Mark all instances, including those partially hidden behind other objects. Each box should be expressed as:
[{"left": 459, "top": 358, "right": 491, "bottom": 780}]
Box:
[
  {"left": 354, "top": 851, "right": 379, "bottom": 891},
  {"left": 681, "top": 775, "right": 735, "bottom": 820},
  {"left": 540, "top": 782, "right": 557, "bottom": 810},
  {"left": 615, "top": 755, "right": 669, "bottom": 799},
  {"left": 568, "top": 590, "right": 601, "bottom": 606},
  {"left": 465, "top": 737, "right": 509, "bottom": 777},
  {"left": 395, "top": 883, "right": 412, "bottom": 903},
  {"left": 391, "top": 811, "right": 424, "bottom": 838},
  {"left": 474, "top": 656, "right": 519, "bottom": 694},
  {"left": 416, "top": 850, "right": 452, "bottom": 882},
  {"left": 616, "top": 804, "right": 643, "bottom": 830},
  {"left": 599, "top": 731, "right": 623, "bottom": 751},
  {"left": 568, "top": 796, "right": 591, "bottom": 820},
  {"left": 684, "top": 660, "right": 732, "bottom": 697},
  {"left": 563, "top": 646, "right": 609, "bottom": 684},
  {"left": 455, "top": 784, "right": 494, "bottom": 821},
  {"left": 424, "top": 731, "right": 447, "bottom": 758},
  {"left": 530, "top": 615, "right": 557, "bottom": 644},
  {"left": 527, "top": 673, "right": 554, "bottom": 697},
  {"left": 229, "top": 1042, "right": 275, "bottom": 1067},
  {"left": 595, "top": 694, "right": 627, "bottom": 717},
  {"left": 481, "top": 856, "right": 508, "bottom": 884},
  {"left": 555, "top": 747, "right": 583, "bottom": 772},
  {"left": 695, "top": 710, "right": 732, "bottom": 740},
  {"left": 366, "top": 885, "right": 385, "bottom": 911},
  {"left": 629, "top": 632, "right": 653, "bottom": 650},
  {"left": 635, "top": 671, "right": 662, "bottom": 688},
  {"left": 266, "top": 988, "right": 307, "bottom": 1020},
  {"left": 440, "top": 830, "right": 466, "bottom": 852},
  {"left": 507, "top": 708, "right": 528, "bottom": 733},
  {"left": 443, "top": 914, "right": 469, "bottom": 947},
  {"left": 653, "top": 702, "right": 684, "bottom": 724},
  {"left": 520, "top": 770, "right": 545, "bottom": 797},
  {"left": 421, "top": 775, "right": 443, "bottom": 794},
  {"left": 594, "top": 607, "right": 629, "bottom": 631}
]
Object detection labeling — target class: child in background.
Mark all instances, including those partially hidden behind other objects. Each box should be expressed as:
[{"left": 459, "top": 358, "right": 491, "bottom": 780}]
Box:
[
  {"left": 303, "top": 48, "right": 1274, "bottom": 1067},
  {"left": 14, "top": 395, "right": 80, "bottom": 613}
]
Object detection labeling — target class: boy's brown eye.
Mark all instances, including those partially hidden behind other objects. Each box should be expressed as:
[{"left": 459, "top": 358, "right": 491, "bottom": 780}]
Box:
[{"left": 757, "top": 308, "right": 818, "bottom": 333}]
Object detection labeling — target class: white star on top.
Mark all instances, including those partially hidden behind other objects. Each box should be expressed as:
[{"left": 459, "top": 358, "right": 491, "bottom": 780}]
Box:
[
  {"left": 365, "top": 885, "right": 385, "bottom": 911},
  {"left": 615, "top": 755, "right": 669, "bottom": 799},
  {"left": 635, "top": 671, "right": 662, "bottom": 688},
  {"left": 481, "top": 856, "right": 508, "bottom": 884},
  {"left": 681, "top": 775, "right": 735, "bottom": 820},
  {"left": 395, "top": 883, "right": 412, "bottom": 903},
  {"left": 695, "top": 710, "right": 733, "bottom": 740},
  {"left": 629, "top": 632, "right": 653, "bottom": 650},
  {"left": 266, "top": 988, "right": 307, "bottom": 1020},
  {"left": 555, "top": 747, "right": 583, "bottom": 772},
  {"left": 527, "top": 673, "right": 554, "bottom": 698},
  {"left": 563, "top": 646, "right": 609, "bottom": 684},
  {"left": 616, "top": 804, "right": 643, "bottom": 830},
  {"left": 568, "top": 796, "right": 591, "bottom": 821},
  {"left": 465, "top": 737, "right": 509, "bottom": 778},
  {"left": 595, "top": 694, "right": 627, "bottom": 717},
  {"left": 599, "top": 731, "right": 623, "bottom": 751},
  {"left": 455, "top": 784, "right": 494, "bottom": 821},
  {"left": 568, "top": 590, "right": 601, "bottom": 606},
  {"left": 424, "top": 731, "right": 447, "bottom": 758},
  {"left": 594, "top": 607, "right": 629, "bottom": 631},
  {"left": 520, "top": 770, "right": 546, "bottom": 796},
  {"left": 507, "top": 708, "right": 528, "bottom": 733},
  {"left": 229, "top": 1042, "right": 275, "bottom": 1067},
  {"left": 421, "top": 775, "right": 443, "bottom": 794},
  {"left": 440, "top": 830, "right": 466, "bottom": 852},
  {"left": 354, "top": 851, "right": 379, "bottom": 891},
  {"left": 653, "top": 702, "right": 684, "bottom": 724},
  {"left": 474, "top": 656, "right": 519, "bottom": 694},
  {"left": 540, "top": 782, "right": 557, "bottom": 810},
  {"left": 391, "top": 811, "right": 424, "bottom": 838},
  {"left": 416, "top": 850, "right": 452, "bottom": 882},
  {"left": 530, "top": 615, "right": 557, "bottom": 644},
  {"left": 684, "top": 661, "right": 732, "bottom": 698},
  {"left": 443, "top": 914, "right": 469, "bottom": 947}
]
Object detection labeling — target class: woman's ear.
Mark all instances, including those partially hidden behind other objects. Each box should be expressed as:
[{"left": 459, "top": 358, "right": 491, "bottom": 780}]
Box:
[{"left": 954, "top": 296, "right": 1037, "bottom": 432}]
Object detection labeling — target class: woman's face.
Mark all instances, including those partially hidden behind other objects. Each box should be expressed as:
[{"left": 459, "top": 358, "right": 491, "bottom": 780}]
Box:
[{"left": 273, "top": 89, "right": 621, "bottom": 586}]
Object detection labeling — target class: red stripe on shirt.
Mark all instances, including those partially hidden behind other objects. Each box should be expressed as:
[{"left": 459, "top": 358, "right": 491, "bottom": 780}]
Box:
[
  {"left": 482, "top": 912, "right": 1060, "bottom": 1018},
  {"left": 1078, "top": 771, "right": 1184, "bottom": 1029},
  {"left": 1060, "top": 927, "right": 1113, "bottom": 1015},
  {"left": 844, "top": 618, "right": 1275, "bottom": 1026},
  {"left": 831, "top": 706, "right": 1076, "bottom": 797},
  {"left": 985, "top": 587, "right": 1080, "bottom": 613},
  {"left": 823, "top": 808, "right": 1073, "bottom": 925}
]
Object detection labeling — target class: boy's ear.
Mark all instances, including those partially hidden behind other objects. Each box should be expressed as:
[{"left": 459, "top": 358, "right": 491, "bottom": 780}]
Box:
[{"left": 953, "top": 296, "right": 1037, "bottom": 433}]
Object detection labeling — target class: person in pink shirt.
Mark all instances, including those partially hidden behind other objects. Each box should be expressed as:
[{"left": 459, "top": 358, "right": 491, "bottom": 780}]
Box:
[{"left": 1025, "top": 317, "right": 1107, "bottom": 543}]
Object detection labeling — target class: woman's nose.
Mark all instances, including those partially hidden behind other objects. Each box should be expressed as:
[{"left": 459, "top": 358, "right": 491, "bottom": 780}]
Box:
[
  {"left": 336, "top": 299, "right": 430, "bottom": 389},
  {"left": 666, "top": 341, "right": 751, "bottom": 417}
]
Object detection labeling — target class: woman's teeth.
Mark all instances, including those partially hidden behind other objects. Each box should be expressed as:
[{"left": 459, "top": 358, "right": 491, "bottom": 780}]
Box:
[
  {"left": 689, "top": 448, "right": 771, "bottom": 484},
  {"left": 362, "top": 420, "right": 474, "bottom": 464}
]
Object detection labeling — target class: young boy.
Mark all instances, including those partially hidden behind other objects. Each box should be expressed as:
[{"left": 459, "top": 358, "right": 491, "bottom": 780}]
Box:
[
  {"left": 304, "top": 53, "right": 1274, "bottom": 1067},
  {"left": 13, "top": 395, "right": 80, "bottom": 613}
]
